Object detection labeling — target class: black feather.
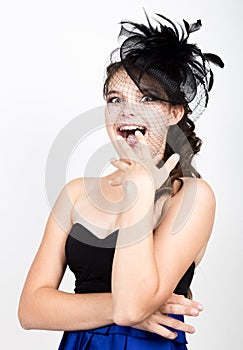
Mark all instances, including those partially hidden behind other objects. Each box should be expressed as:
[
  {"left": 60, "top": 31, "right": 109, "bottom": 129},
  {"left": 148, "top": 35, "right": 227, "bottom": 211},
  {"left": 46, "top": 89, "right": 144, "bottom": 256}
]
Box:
[
  {"left": 189, "top": 20, "right": 202, "bottom": 33},
  {"left": 204, "top": 53, "right": 224, "bottom": 68},
  {"left": 112, "top": 10, "right": 224, "bottom": 119},
  {"left": 183, "top": 20, "right": 190, "bottom": 35}
]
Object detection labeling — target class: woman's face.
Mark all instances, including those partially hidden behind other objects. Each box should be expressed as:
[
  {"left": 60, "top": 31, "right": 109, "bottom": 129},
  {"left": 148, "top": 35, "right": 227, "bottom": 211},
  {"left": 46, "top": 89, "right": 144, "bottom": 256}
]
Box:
[{"left": 105, "top": 68, "right": 176, "bottom": 160}]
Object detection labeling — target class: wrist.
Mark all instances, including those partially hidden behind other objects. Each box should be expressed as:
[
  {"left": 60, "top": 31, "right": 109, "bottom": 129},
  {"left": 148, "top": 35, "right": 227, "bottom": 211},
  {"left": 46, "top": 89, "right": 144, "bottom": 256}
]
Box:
[{"left": 117, "top": 201, "right": 154, "bottom": 246}]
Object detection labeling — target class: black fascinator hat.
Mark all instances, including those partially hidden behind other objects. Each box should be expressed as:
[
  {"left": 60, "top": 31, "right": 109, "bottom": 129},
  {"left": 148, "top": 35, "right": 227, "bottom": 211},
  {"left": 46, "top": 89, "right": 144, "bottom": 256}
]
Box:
[{"left": 110, "top": 10, "right": 224, "bottom": 121}]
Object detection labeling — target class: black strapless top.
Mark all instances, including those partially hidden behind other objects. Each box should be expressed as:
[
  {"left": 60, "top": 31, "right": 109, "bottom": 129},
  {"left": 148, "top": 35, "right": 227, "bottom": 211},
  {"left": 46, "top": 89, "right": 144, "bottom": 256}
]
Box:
[{"left": 65, "top": 223, "right": 195, "bottom": 296}]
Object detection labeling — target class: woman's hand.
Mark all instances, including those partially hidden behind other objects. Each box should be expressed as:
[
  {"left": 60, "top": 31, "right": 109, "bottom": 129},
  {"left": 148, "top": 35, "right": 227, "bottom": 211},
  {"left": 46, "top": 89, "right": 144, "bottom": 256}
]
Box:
[
  {"left": 132, "top": 294, "right": 203, "bottom": 339},
  {"left": 110, "top": 131, "right": 179, "bottom": 191},
  {"left": 109, "top": 132, "right": 179, "bottom": 239},
  {"left": 109, "top": 132, "right": 179, "bottom": 236}
]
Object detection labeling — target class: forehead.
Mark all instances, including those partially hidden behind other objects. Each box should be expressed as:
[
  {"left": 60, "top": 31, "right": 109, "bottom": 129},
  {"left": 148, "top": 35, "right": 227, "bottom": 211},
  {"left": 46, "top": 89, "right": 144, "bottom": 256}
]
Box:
[
  {"left": 107, "top": 68, "right": 141, "bottom": 94},
  {"left": 107, "top": 67, "right": 168, "bottom": 100}
]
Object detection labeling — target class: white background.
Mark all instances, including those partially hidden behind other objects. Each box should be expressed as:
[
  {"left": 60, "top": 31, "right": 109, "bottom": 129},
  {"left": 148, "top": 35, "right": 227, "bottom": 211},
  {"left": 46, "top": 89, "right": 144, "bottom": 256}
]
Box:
[{"left": 1, "top": 0, "right": 242, "bottom": 349}]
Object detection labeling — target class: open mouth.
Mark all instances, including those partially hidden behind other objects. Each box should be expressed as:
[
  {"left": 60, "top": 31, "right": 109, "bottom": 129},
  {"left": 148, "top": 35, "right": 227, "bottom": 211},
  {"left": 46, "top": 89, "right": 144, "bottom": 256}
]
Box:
[
  {"left": 116, "top": 124, "right": 147, "bottom": 139},
  {"left": 116, "top": 124, "right": 147, "bottom": 147}
]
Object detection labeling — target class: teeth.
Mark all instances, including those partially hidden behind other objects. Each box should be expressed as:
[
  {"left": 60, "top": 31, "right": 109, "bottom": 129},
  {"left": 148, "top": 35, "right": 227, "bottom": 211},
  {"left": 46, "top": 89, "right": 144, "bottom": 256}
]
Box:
[{"left": 119, "top": 125, "right": 145, "bottom": 131}]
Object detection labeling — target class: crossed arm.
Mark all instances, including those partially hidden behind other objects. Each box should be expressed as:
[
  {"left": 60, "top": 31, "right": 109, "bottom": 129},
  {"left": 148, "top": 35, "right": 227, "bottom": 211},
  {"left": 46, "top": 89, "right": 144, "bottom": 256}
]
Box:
[
  {"left": 18, "top": 178, "right": 204, "bottom": 339},
  {"left": 110, "top": 134, "right": 215, "bottom": 325},
  {"left": 111, "top": 176, "right": 215, "bottom": 325}
]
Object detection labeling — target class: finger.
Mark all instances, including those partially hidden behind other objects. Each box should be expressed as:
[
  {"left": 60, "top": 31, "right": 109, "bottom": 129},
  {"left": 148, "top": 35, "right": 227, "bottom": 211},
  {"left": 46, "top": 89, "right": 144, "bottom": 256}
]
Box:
[
  {"left": 165, "top": 294, "right": 188, "bottom": 305},
  {"left": 138, "top": 313, "right": 179, "bottom": 340},
  {"left": 110, "top": 158, "right": 129, "bottom": 172},
  {"left": 159, "top": 153, "right": 180, "bottom": 181},
  {"left": 164, "top": 153, "right": 180, "bottom": 173},
  {"left": 133, "top": 320, "right": 178, "bottom": 340},
  {"left": 134, "top": 130, "right": 152, "bottom": 159},
  {"left": 161, "top": 303, "right": 200, "bottom": 317},
  {"left": 157, "top": 314, "right": 195, "bottom": 334},
  {"left": 153, "top": 153, "right": 163, "bottom": 166},
  {"left": 115, "top": 135, "right": 138, "bottom": 160},
  {"left": 150, "top": 323, "right": 179, "bottom": 340},
  {"left": 119, "top": 157, "right": 133, "bottom": 166},
  {"left": 165, "top": 294, "right": 204, "bottom": 311},
  {"left": 108, "top": 176, "right": 122, "bottom": 186}
]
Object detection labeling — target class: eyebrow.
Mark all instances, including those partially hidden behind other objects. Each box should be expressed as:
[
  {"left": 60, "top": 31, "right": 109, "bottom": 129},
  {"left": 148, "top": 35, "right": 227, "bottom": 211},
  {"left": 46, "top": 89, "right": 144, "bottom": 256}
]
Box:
[
  {"left": 141, "top": 87, "right": 161, "bottom": 96},
  {"left": 106, "top": 90, "right": 122, "bottom": 96},
  {"left": 107, "top": 87, "right": 161, "bottom": 98}
]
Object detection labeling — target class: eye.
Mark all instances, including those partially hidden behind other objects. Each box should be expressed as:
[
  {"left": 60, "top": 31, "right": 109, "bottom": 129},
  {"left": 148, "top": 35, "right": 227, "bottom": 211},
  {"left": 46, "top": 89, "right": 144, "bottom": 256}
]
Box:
[
  {"left": 107, "top": 96, "right": 122, "bottom": 103},
  {"left": 141, "top": 95, "right": 155, "bottom": 102}
]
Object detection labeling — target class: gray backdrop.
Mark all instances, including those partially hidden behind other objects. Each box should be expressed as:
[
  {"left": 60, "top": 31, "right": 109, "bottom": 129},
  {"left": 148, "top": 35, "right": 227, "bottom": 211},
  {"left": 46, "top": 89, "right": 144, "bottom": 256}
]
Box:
[{"left": 1, "top": 0, "right": 242, "bottom": 349}]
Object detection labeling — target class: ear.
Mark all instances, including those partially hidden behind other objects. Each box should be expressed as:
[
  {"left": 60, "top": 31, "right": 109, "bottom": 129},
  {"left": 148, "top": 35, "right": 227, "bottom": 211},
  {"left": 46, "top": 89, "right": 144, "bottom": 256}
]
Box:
[{"left": 169, "top": 105, "right": 184, "bottom": 125}]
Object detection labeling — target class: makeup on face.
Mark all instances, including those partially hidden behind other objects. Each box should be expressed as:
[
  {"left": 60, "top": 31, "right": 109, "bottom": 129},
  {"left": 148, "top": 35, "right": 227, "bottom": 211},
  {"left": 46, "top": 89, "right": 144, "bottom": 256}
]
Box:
[{"left": 105, "top": 68, "right": 172, "bottom": 158}]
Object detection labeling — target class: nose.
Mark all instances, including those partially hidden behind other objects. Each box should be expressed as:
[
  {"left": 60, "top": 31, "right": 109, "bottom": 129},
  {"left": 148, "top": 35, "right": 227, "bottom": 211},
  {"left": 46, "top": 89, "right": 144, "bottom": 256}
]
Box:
[{"left": 121, "top": 102, "right": 135, "bottom": 117}]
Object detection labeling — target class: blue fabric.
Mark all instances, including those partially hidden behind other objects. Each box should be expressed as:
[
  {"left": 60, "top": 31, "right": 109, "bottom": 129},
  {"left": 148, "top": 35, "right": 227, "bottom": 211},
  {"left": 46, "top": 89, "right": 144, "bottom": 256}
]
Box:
[{"left": 58, "top": 314, "right": 187, "bottom": 350}]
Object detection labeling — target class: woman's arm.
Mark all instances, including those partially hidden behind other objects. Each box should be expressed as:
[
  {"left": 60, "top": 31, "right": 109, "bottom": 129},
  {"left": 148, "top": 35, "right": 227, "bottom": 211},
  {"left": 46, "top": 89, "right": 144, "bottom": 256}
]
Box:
[
  {"left": 18, "top": 177, "right": 204, "bottom": 333},
  {"left": 112, "top": 175, "right": 215, "bottom": 325},
  {"left": 18, "top": 179, "right": 114, "bottom": 331},
  {"left": 133, "top": 293, "right": 203, "bottom": 339}
]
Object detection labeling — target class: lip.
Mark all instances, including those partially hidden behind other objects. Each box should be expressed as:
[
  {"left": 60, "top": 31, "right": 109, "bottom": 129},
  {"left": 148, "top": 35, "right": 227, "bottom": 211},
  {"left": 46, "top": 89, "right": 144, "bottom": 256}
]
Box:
[{"left": 115, "top": 123, "right": 148, "bottom": 139}]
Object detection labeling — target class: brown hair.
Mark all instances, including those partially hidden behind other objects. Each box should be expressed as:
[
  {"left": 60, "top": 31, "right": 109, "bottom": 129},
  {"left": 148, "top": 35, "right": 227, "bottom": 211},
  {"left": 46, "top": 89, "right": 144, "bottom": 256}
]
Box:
[
  {"left": 104, "top": 62, "right": 200, "bottom": 298},
  {"left": 103, "top": 62, "right": 202, "bottom": 197}
]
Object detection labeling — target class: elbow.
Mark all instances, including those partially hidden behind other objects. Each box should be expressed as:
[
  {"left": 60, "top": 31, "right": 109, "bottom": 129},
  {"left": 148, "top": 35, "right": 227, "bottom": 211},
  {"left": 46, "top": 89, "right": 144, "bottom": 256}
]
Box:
[
  {"left": 112, "top": 306, "right": 147, "bottom": 326},
  {"left": 18, "top": 318, "right": 32, "bottom": 330},
  {"left": 17, "top": 298, "right": 36, "bottom": 330},
  {"left": 18, "top": 307, "right": 32, "bottom": 330},
  {"left": 112, "top": 287, "right": 160, "bottom": 326}
]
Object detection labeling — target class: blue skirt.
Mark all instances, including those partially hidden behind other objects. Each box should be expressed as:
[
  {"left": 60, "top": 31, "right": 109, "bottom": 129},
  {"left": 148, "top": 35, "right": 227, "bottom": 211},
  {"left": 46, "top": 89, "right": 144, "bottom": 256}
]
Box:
[{"left": 58, "top": 314, "right": 187, "bottom": 350}]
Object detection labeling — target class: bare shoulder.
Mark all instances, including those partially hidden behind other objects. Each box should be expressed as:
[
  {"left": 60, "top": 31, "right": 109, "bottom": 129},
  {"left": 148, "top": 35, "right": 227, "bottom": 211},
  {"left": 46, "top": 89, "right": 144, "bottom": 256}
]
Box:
[
  {"left": 161, "top": 176, "right": 216, "bottom": 240},
  {"left": 181, "top": 178, "right": 216, "bottom": 265},
  {"left": 49, "top": 177, "right": 87, "bottom": 233},
  {"left": 153, "top": 177, "right": 216, "bottom": 280},
  {"left": 65, "top": 177, "right": 85, "bottom": 202},
  {"left": 173, "top": 177, "right": 216, "bottom": 206},
  {"left": 65, "top": 176, "right": 98, "bottom": 202},
  {"left": 188, "top": 177, "right": 215, "bottom": 205},
  {"left": 182, "top": 176, "right": 214, "bottom": 190}
]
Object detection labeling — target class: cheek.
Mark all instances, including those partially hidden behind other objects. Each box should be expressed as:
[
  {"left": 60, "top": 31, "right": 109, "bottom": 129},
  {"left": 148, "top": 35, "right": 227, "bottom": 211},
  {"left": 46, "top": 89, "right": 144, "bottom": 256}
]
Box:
[
  {"left": 105, "top": 124, "right": 115, "bottom": 142},
  {"left": 145, "top": 112, "right": 170, "bottom": 153},
  {"left": 105, "top": 105, "right": 121, "bottom": 125},
  {"left": 147, "top": 108, "right": 171, "bottom": 132},
  {"left": 148, "top": 127, "right": 168, "bottom": 144},
  {"left": 105, "top": 107, "right": 117, "bottom": 138},
  {"left": 104, "top": 106, "right": 110, "bottom": 123}
]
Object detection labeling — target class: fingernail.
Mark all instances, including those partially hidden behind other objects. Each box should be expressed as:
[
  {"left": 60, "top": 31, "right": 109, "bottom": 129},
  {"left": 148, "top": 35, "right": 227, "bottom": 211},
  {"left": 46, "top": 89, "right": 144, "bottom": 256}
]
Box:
[
  {"left": 173, "top": 332, "right": 178, "bottom": 338},
  {"left": 172, "top": 153, "right": 180, "bottom": 162},
  {"left": 191, "top": 308, "right": 199, "bottom": 316},
  {"left": 197, "top": 304, "right": 204, "bottom": 311}
]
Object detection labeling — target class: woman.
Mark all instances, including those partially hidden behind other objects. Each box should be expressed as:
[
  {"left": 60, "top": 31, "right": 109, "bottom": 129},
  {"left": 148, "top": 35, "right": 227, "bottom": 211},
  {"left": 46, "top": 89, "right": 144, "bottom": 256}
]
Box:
[{"left": 18, "top": 12, "right": 224, "bottom": 349}]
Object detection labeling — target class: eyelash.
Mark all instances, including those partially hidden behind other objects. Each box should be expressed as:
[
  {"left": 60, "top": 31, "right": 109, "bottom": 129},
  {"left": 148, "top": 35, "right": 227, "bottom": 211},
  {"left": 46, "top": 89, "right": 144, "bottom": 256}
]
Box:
[
  {"left": 106, "top": 97, "right": 122, "bottom": 103},
  {"left": 106, "top": 95, "right": 155, "bottom": 103},
  {"left": 141, "top": 96, "right": 155, "bottom": 102}
]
